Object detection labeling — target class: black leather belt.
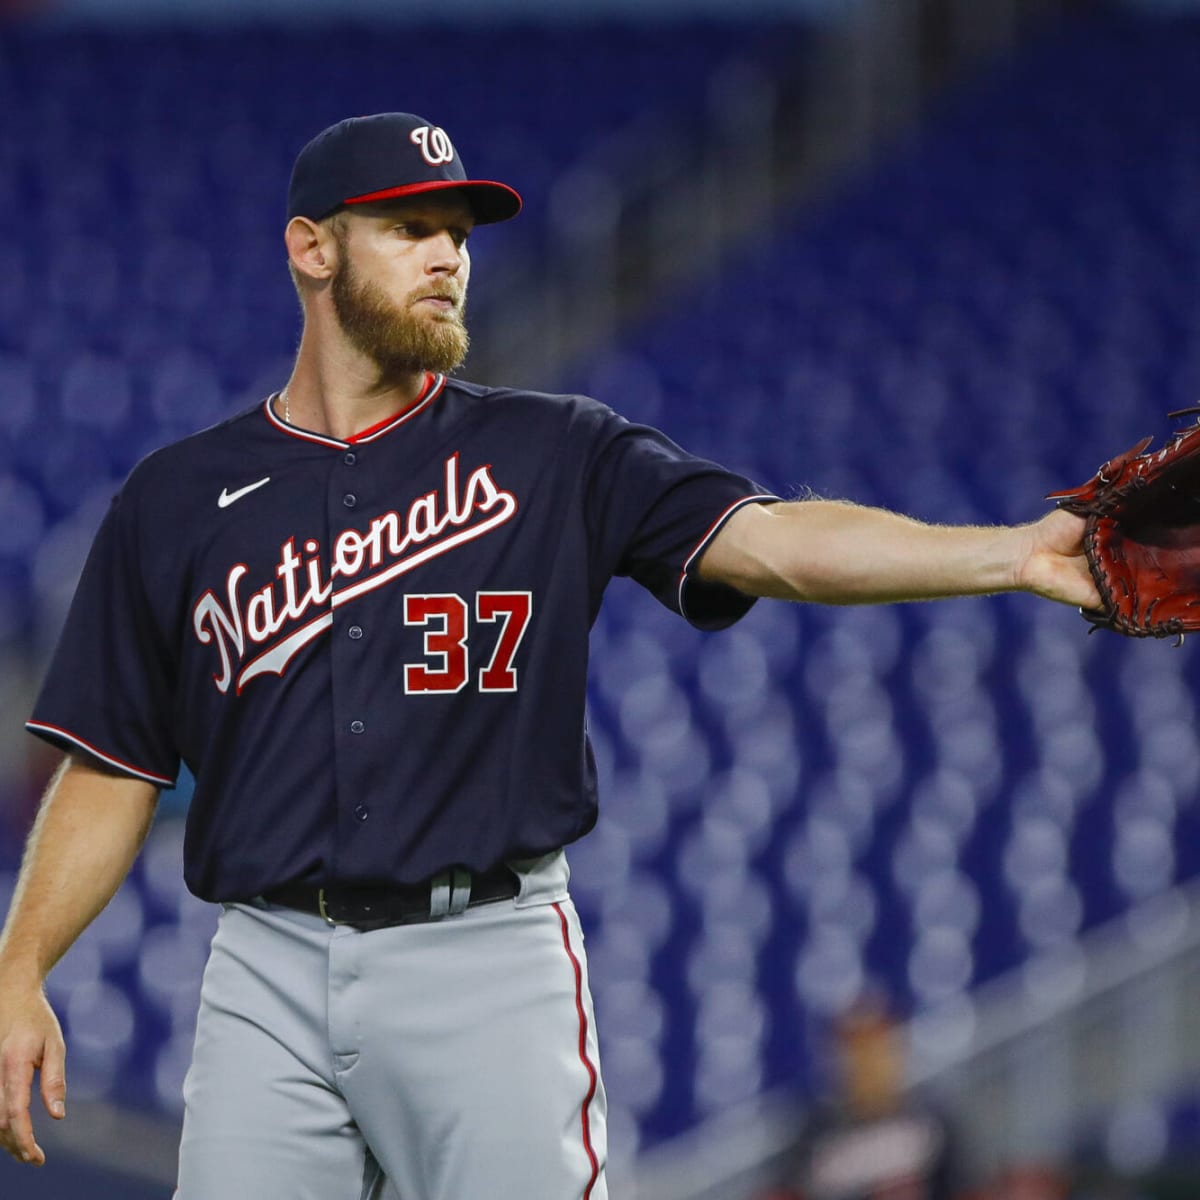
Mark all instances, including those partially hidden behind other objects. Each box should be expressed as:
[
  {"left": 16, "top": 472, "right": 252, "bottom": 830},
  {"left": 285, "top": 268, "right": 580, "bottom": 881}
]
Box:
[{"left": 260, "top": 865, "right": 519, "bottom": 931}]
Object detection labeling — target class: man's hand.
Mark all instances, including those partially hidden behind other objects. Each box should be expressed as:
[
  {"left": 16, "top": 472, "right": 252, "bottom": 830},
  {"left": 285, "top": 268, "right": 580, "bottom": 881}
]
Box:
[
  {"left": 1013, "top": 508, "right": 1102, "bottom": 611},
  {"left": 0, "top": 755, "right": 157, "bottom": 1169},
  {"left": 0, "top": 986, "right": 66, "bottom": 1166}
]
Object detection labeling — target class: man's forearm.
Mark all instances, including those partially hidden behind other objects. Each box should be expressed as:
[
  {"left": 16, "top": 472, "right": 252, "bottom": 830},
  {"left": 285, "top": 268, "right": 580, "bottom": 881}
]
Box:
[
  {"left": 0, "top": 755, "right": 159, "bottom": 986},
  {"left": 698, "top": 499, "right": 1094, "bottom": 609}
]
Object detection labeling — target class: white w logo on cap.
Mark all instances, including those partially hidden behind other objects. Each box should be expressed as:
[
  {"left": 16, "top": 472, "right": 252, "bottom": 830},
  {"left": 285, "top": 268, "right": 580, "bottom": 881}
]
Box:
[{"left": 410, "top": 125, "right": 455, "bottom": 166}]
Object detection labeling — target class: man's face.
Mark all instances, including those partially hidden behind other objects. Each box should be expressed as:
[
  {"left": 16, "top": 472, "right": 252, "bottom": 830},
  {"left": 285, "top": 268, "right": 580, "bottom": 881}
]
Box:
[
  {"left": 838, "top": 1017, "right": 904, "bottom": 1114},
  {"left": 328, "top": 194, "right": 475, "bottom": 378}
]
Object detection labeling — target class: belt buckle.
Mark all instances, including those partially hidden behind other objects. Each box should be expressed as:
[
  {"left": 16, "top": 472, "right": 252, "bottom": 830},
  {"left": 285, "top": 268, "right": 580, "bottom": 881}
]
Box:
[{"left": 317, "top": 887, "right": 351, "bottom": 927}]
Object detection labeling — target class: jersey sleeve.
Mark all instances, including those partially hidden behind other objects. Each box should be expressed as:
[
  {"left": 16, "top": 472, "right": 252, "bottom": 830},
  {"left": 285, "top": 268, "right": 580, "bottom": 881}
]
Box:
[
  {"left": 585, "top": 411, "right": 776, "bottom": 630},
  {"left": 26, "top": 485, "right": 180, "bottom": 787}
]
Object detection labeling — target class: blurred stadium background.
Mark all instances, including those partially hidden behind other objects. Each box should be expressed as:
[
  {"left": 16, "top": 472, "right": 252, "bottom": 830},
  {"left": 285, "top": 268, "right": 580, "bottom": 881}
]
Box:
[{"left": 3, "top": 0, "right": 1200, "bottom": 1196}]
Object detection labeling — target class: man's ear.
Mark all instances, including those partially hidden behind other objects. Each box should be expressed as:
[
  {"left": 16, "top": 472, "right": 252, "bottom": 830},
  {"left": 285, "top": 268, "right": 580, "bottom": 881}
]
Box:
[{"left": 285, "top": 216, "right": 339, "bottom": 283}]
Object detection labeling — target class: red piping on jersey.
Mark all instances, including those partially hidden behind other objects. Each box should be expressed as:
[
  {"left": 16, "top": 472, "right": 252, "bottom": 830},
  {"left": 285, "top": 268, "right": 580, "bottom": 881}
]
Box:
[
  {"left": 24, "top": 721, "right": 175, "bottom": 787},
  {"left": 676, "top": 494, "right": 777, "bottom": 620},
  {"left": 263, "top": 374, "right": 445, "bottom": 448},
  {"left": 348, "top": 373, "right": 440, "bottom": 442},
  {"left": 553, "top": 902, "right": 601, "bottom": 1200}
]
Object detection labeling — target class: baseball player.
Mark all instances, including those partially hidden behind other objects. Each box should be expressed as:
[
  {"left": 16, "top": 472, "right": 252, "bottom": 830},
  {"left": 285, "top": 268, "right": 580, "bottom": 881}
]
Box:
[{"left": 0, "top": 113, "right": 1098, "bottom": 1199}]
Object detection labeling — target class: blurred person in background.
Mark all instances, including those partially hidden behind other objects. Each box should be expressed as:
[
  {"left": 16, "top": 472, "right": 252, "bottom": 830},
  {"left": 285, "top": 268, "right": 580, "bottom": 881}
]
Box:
[{"left": 765, "top": 991, "right": 962, "bottom": 1200}]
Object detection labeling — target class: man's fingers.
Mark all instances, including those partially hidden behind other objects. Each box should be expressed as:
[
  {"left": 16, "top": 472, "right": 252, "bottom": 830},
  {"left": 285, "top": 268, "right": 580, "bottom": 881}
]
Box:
[
  {"left": 1, "top": 1050, "right": 42, "bottom": 1163},
  {"left": 39, "top": 1036, "right": 66, "bottom": 1121}
]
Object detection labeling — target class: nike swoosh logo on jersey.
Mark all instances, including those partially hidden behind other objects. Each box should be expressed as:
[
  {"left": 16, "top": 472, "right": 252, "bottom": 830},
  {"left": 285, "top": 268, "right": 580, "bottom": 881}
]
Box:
[{"left": 218, "top": 477, "right": 271, "bottom": 508}]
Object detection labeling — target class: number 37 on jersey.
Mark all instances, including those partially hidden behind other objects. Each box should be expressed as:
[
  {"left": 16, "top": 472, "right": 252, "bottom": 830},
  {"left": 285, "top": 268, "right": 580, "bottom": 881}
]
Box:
[{"left": 402, "top": 591, "right": 531, "bottom": 695}]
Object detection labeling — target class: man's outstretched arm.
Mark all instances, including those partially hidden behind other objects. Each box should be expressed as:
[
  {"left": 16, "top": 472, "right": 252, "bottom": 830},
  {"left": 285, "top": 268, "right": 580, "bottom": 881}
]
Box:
[
  {"left": 0, "top": 754, "right": 159, "bottom": 1166},
  {"left": 698, "top": 499, "right": 1100, "bottom": 611}
]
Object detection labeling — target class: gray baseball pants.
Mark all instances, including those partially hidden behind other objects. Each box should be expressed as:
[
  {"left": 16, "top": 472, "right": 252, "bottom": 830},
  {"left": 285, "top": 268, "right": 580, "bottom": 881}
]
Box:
[{"left": 174, "top": 852, "right": 608, "bottom": 1200}]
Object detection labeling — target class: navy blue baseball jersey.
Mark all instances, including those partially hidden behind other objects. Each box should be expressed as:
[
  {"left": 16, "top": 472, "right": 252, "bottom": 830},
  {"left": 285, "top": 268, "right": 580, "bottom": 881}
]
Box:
[{"left": 28, "top": 374, "right": 774, "bottom": 901}]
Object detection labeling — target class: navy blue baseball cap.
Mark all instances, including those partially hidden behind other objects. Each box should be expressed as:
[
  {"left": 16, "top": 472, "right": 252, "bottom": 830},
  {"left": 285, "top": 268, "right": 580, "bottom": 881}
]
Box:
[{"left": 287, "top": 112, "right": 522, "bottom": 225}]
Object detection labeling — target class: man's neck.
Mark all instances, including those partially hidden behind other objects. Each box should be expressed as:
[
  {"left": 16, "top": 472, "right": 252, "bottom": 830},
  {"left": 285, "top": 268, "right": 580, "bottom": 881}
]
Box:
[{"left": 283, "top": 337, "right": 430, "bottom": 441}]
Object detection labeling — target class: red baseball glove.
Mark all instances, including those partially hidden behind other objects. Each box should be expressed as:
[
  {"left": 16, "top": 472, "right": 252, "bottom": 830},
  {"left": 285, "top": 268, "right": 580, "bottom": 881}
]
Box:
[{"left": 1046, "top": 409, "right": 1200, "bottom": 637}]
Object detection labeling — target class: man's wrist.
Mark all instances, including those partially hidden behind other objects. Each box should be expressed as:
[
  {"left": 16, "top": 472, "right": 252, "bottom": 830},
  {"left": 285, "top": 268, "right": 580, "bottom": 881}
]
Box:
[
  {"left": 0, "top": 947, "right": 49, "bottom": 992},
  {"left": 1003, "top": 522, "right": 1037, "bottom": 594}
]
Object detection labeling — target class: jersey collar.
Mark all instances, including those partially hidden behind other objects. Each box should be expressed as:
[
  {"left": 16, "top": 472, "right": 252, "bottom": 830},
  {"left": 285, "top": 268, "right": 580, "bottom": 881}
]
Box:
[{"left": 263, "top": 373, "right": 446, "bottom": 448}]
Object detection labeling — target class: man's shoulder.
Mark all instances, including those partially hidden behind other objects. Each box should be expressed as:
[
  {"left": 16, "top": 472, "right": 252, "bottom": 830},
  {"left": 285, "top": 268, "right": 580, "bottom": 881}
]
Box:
[
  {"left": 119, "top": 399, "right": 270, "bottom": 502},
  {"left": 445, "top": 376, "right": 615, "bottom": 420}
]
